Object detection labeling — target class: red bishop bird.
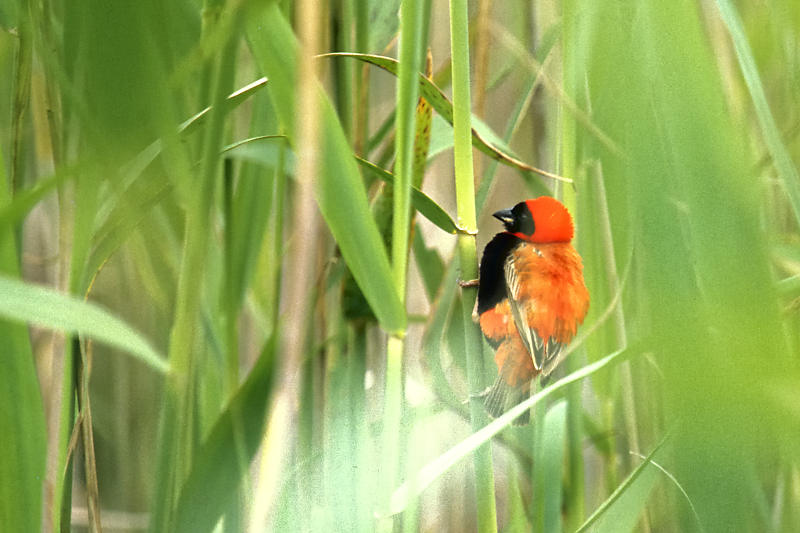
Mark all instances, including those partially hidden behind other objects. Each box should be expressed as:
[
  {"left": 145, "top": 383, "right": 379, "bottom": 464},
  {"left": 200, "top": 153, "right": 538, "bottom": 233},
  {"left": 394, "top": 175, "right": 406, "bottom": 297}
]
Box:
[{"left": 476, "top": 197, "right": 589, "bottom": 424}]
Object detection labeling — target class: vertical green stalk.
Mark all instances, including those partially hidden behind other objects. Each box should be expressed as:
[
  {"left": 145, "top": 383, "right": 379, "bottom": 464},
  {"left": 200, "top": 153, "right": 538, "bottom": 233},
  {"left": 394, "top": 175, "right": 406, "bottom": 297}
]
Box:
[
  {"left": 589, "top": 163, "right": 651, "bottom": 530},
  {"left": 250, "top": 1, "right": 324, "bottom": 527},
  {"left": 381, "top": 0, "right": 423, "bottom": 518},
  {"left": 30, "top": 0, "right": 73, "bottom": 524},
  {"left": 151, "top": 24, "right": 238, "bottom": 532},
  {"left": 223, "top": 158, "right": 238, "bottom": 395},
  {"left": 392, "top": 0, "right": 422, "bottom": 297},
  {"left": 77, "top": 339, "right": 101, "bottom": 532},
  {"left": 199, "top": 0, "right": 225, "bottom": 123},
  {"left": 348, "top": 324, "right": 372, "bottom": 533},
  {"left": 336, "top": 0, "right": 355, "bottom": 139},
  {"left": 560, "top": 1, "right": 584, "bottom": 529},
  {"left": 450, "top": 0, "right": 497, "bottom": 531},
  {"left": 10, "top": 5, "right": 31, "bottom": 198},
  {"left": 222, "top": 157, "right": 245, "bottom": 533},
  {"left": 381, "top": 335, "right": 404, "bottom": 518},
  {"left": 353, "top": 0, "right": 370, "bottom": 155},
  {"left": 270, "top": 141, "right": 287, "bottom": 335},
  {"left": 590, "top": 165, "right": 640, "bottom": 451}
]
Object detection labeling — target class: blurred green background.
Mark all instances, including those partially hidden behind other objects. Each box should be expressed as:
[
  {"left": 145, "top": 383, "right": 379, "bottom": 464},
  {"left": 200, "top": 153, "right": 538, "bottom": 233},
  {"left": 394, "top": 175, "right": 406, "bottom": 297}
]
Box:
[{"left": 1, "top": 0, "right": 799, "bottom": 532}]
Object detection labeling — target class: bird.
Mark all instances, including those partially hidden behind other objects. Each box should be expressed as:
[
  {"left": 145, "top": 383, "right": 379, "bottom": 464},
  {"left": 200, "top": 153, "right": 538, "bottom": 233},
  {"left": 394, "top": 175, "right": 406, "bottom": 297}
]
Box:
[{"left": 473, "top": 197, "right": 589, "bottom": 424}]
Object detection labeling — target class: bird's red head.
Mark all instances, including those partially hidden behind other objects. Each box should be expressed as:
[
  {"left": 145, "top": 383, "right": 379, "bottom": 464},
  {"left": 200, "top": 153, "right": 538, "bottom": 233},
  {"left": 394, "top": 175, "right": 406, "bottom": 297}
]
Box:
[{"left": 493, "top": 196, "right": 574, "bottom": 243}]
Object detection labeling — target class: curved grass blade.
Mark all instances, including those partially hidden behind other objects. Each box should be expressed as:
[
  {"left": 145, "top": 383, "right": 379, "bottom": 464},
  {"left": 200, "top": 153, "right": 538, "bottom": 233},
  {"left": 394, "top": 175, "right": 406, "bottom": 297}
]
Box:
[
  {"left": 0, "top": 275, "right": 167, "bottom": 373},
  {"left": 221, "top": 134, "right": 287, "bottom": 155},
  {"left": 178, "top": 77, "right": 269, "bottom": 136},
  {"left": 93, "top": 77, "right": 269, "bottom": 235},
  {"left": 575, "top": 437, "right": 667, "bottom": 533},
  {"left": 387, "top": 346, "right": 630, "bottom": 515},
  {"left": 67, "top": 78, "right": 273, "bottom": 291},
  {"left": 355, "top": 156, "right": 458, "bottom": 234},
  {"left": 321, "top": 52, "right": 570, "bottom": 183},
  {"left": 99, "top": 76, "right": 269, "bottom": 222},
  {"left": 628, "top": 451, "right": 705, "bottom": 531}
]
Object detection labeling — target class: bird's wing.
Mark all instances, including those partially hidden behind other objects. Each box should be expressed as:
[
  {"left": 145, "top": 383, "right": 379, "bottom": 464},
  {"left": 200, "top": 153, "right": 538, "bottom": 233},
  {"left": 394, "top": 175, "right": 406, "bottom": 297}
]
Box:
[
  {"left": 503, "top": 253, "right": 550, "bottom": 371},
  {"left": 541, "top": 336, "right": 565, "bottom": 376}
]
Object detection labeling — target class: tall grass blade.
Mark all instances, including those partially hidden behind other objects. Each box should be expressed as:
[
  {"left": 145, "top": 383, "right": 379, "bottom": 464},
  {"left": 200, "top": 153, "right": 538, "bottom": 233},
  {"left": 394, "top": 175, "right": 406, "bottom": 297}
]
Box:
[
  {"left": 247, "top": 5, "right": 405, "bottom": 334},
  {"left": 0, "top": 153, "right": 46, "bottom": 533},
  {"left": 714, "top": 0, "right": 800, "bottom": 225},
  {"left": 0, "top": 322, "right": 45, "bottom": 532},
  {"left": 448, "top": 0, "right": 496, "bottom": 529},
  {"left": 537, "top": 400, "right": 568, "bottom": 533}
]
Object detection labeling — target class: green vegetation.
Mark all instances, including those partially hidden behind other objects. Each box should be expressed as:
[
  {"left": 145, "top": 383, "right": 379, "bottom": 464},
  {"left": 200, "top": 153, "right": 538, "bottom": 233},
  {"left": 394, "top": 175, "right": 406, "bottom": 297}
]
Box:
[{"left": 1, "top": 1, "right": 798, "bottom": 531}]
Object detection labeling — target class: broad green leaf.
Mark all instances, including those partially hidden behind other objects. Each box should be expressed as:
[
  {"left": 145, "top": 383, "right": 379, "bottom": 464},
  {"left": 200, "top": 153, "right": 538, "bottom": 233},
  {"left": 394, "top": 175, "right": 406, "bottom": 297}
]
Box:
[
  {"left": 355, "top": 156, "right": 458, "bottom": 234},
  {"left": 174, "top": 338, "right": 275, "bottom": 533},
  {"left": 0, "top": 275, "right": 167, "bottom": 373},
  {"left": 246, "top": 4, "right": 405, "bottom": 334}
]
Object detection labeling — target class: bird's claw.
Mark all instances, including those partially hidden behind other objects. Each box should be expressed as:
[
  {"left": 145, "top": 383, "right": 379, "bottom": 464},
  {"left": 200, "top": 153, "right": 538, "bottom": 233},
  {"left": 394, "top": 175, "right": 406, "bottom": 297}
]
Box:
[
  {"left": 458, "top": 278, "right": 479, "bottom": 288},
  {"left": 462, "top": 386, "right": 492, "bottom": 404}
]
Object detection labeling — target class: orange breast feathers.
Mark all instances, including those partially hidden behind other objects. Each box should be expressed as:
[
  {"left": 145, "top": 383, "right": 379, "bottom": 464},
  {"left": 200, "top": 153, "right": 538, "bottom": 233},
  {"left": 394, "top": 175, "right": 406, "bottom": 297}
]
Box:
[
  {"left": 507, "top": 241, "right": 589, "bottom": 344},
  {"left": 479, "top": 242, "right": 589, "bottom": 381}
]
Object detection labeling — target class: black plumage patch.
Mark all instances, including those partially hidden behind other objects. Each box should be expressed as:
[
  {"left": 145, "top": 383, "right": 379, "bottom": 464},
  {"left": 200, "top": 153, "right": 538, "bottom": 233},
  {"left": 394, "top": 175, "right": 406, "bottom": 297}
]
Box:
[
  {"left": 509, "top": 202, "right": 535, "bottom": 236},
  {"left": 477, "top": 232, "right": 520, "bottom": 314}
]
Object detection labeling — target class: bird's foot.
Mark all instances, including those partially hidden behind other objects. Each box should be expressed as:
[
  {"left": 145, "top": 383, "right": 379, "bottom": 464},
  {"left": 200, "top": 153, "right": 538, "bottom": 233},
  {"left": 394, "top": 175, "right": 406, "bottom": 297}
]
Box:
[{"left": 462, "top": 386, "right": 492, "bottom": 404}]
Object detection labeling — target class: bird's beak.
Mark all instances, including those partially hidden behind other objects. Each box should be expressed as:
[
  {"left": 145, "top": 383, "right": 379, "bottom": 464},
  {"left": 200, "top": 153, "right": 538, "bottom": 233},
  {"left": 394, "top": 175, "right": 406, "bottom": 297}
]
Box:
[{"left": 492, "top": 208, "right": 514, "bottom": 226}]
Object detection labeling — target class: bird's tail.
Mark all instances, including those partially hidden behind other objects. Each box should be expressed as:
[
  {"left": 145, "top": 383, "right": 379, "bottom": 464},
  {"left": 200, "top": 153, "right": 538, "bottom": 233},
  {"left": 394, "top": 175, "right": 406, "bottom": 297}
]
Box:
[{"left": 483, "top": 376, "right": 530, "bottom": 425}]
